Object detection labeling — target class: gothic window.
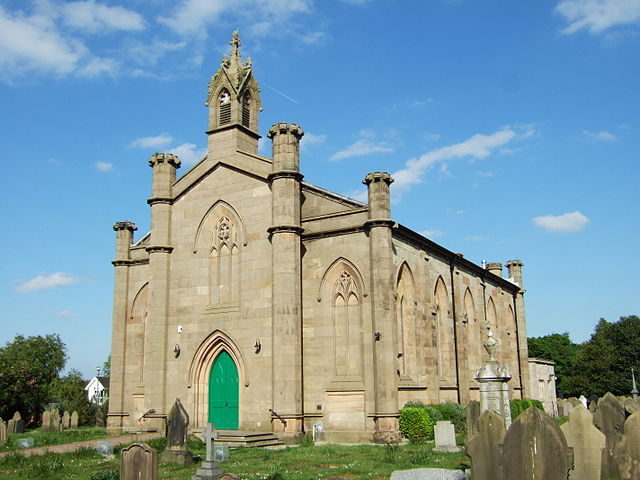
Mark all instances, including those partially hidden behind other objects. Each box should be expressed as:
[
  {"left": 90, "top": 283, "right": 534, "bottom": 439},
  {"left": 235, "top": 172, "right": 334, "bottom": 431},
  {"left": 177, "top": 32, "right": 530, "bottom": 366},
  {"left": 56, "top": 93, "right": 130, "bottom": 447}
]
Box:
[
  {"left": 464, "top": 288, "right": 481, "bottom": 381},
  {"left": 242, "top": 91, "right": 250, "bottom": 128},
  {"left": 219, "top": 89, "right": 231, "bottom": 126},
  {"left": 210, "top": 216, "right": 239, "bottom": 304},
  {"left": 333, "top": 270, "right": 362, "bottom": 378},
  {"left": 396, "top": 264, "right": 416, "bottom": 381},
  {"left": 434, "top": 276, "right": 455, "bottom": 384}
]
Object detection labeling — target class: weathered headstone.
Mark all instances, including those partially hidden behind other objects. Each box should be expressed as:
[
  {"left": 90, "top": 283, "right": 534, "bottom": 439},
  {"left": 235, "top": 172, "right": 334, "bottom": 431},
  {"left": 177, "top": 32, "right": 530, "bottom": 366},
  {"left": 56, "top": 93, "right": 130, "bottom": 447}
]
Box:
[
  {"left": 502, "top": 407, "right": 573, "bottom": 480},
  {"left": 593, "top": 392, "right": 626, "bottom": 480},
  {"left": 465, "top": 409, "right": 506, "bottom": 480},
  {"left": 433, "top": 421, "right": 459, "bottom": 453},
  {"left": 192, "top": 423, "right": 224, "bottom": 480},
  {"left": 0, "top": 418, "right": 7, "bottom": 446},
  {"left": 62, "top": 411, "right": 70, "bottom": 431},
  {"left": 7, "top": 419, "right": 15, "bottom": 434},
  {"left": 70, "top": 411, "right": 79, "bottom": 429},
  {"left": 622, "top": 396, "right": 639, "bottom": 415},
  {"left": 390, "top": 468, "right": 466, "bottom": 480},
  {"left": 51, "top": 408, "right": 61, "bottom": 432},
  {"left": 218, "top": 475, "right": 241, "bottom": 480},
  {"left": 588, "top": 394, "right": 599, "bottom": 413},
  {"left": 121, "top": 442, "right": 157, "bottom": 480},
  {"left": 613, "top": 411, "right": 640, "bottom": 480},
  {"left": 11, "top": 411, "right": 24, "bottom": 434},
  {"left": 160, "top": 398, "right": 193, "bottom": 465},
  {"left": 475, "top": 330, "right": 512, "bottom": 429},
  {"left": 42, "top": 410, "right": 52, "bottom": 433},
  {"left": 560, "top": 404, "right": 605, "bottom": 480},
  {"left": 578, "top": 395, "right": 587, "bottom": 408},
  {"left": 464, "top": 401, "right": 480, "bottom": 439}
]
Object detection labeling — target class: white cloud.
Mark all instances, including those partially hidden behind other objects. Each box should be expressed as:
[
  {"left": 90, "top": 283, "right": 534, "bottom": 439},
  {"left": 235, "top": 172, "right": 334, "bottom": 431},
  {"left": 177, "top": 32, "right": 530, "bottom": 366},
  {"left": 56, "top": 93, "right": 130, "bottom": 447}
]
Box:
[
  {"left": 95, "top": 161, "right": 113, "bottom": 172},
  {"left": 343, "top": 188, "right": 368, "bottom": 203},
  {"left": 582, "top": 129, "right": 617, "bottom": 141},
  {"left": 533, "top": 211, "right": 590, "bottom": 233},
  {"left": 0, "top": 5, "right": 86, "bottom": 81},
  {"left": 61, "top": 1, "right": 146, "bottom": 33},
  {"left": 55, "top": 310, "right": 74, "bottom": 318},
  {"left": 122, "top": 39, "right": 187, "bottom": 67},
  {"left": 424, "top": 132, "right": 442, "bottom": 141},
  {"left": 330, "top": 132, "right": 395, "bottom": 162},
  {"left": 129, "top": 134, "right": 174, "bottom": 149},
  {"left": 78, "top": 56, "right": 118, "bottom": 77},
  {"left": 392, "top": 126, "right": 529, "bottom": 194},
  {"left": 555, "top": 0, "right": 640, "bottom": 35},
  {"left": 16, "top": 272, "right": 82, "bottom": 292},
  {"left": 169, "top": 142, "right": 207, "bottom": 165},
  {"left": 159, "top": 0, "right": 313, "bottom": 36},
  {"left": 301, "top": 132, "right": 327, "bottom": 151},
  {"left": 419, "top": 229, "right": 444, "bottom": 238}
]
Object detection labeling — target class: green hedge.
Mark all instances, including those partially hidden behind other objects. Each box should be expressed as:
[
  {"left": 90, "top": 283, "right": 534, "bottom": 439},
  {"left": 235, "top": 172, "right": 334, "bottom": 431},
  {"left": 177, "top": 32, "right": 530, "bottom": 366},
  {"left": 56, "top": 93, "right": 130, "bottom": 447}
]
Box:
[
  {"left": 431, "top": 402, "right": 466, "bottom": 434},
  {"left": 510, "top": 398, "right": 545, "bottom": 420},
  {"left": 399, "top": 407, "right": 434, "bottom": 443}
]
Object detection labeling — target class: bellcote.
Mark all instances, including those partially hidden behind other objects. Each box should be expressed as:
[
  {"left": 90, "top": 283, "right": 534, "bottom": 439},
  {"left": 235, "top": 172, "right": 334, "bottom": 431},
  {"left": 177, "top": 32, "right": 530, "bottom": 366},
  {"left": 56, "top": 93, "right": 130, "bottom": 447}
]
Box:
[{"left": 205, "top": 31, "right": 262, "bottom": 140}]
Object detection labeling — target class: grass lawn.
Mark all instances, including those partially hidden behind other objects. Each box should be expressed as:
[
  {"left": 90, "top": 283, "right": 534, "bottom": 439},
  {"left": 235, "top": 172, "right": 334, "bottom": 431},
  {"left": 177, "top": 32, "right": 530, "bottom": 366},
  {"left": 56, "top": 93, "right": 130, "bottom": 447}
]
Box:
[
  {"left": 0, "top": 437, "right": 470, "bottom": 480},
  {"left": 0, "top": 428, "right": 109, "bottom": 452}
]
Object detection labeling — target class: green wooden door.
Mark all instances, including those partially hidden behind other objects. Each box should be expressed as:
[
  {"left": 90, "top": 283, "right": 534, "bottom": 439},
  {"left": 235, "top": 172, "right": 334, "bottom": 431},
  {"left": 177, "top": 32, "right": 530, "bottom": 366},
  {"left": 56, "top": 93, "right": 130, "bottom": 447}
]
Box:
[{"left": 208, "top": 351, "right": 239, "bottom": 429}]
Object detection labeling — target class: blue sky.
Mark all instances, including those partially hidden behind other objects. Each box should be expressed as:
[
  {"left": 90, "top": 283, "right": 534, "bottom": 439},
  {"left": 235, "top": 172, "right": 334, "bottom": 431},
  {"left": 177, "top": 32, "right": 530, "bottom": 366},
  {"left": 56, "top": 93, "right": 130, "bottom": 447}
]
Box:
[{"left": 1, "top": 0, "right": 638, "bottom": 378}]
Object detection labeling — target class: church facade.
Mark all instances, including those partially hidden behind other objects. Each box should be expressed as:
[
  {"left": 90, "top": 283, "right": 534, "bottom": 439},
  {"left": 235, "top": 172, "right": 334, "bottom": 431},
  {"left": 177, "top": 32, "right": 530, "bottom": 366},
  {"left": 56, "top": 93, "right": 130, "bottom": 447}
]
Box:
[{"left": 107, "top": 32, "right": 531, "bottom": 443}]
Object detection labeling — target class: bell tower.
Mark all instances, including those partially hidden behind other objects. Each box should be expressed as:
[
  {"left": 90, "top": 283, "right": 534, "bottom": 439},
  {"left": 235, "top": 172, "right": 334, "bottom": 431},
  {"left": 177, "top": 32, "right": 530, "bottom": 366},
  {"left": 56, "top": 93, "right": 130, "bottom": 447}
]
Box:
[{"left": 205, "top": 31, "right": 262, "bottom": 157}]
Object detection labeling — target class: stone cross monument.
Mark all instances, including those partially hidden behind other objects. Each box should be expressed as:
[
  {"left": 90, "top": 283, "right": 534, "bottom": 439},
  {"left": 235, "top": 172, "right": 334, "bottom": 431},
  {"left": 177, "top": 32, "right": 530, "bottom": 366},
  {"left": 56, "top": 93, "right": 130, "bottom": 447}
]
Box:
[
  {"left": 475, "top": 329, "right": 512, "bottom": 429},
  {"left": 631, "top": 368, "right": 639, "bottom": 401},
  {"left": 192, "top": 423, "right": 223, "bottom": 480}
]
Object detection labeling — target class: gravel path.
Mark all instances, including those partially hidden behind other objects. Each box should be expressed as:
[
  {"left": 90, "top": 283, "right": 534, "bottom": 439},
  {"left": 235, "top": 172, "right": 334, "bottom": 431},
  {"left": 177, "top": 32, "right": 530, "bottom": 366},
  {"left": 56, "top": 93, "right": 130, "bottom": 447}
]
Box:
[{"left": 0, "top": 432, "right": 162, "bottom": 458}]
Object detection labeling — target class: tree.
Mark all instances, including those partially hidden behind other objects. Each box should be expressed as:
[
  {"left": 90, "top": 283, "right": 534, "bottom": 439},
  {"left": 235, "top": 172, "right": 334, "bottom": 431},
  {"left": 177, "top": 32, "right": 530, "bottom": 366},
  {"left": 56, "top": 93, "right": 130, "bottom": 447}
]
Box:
[
  {"left": 0, "top": 334, "right": 67, "bottom": 420},
  {"left": 49, "top": 369, "right": 96, "bottom": 426},
  {"left": 527, "top": 332, "right": 580, "bottom": 396},
  {"left": 563, "top": 316, "right": 640, "bottom": 397}
]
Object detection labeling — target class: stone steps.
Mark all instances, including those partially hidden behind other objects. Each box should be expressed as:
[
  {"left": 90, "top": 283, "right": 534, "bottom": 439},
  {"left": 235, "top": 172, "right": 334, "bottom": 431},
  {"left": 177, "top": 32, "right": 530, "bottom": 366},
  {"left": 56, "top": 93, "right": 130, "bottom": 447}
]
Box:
[{"left": 192, "top": 430, "right": 284, "bottom": 448}]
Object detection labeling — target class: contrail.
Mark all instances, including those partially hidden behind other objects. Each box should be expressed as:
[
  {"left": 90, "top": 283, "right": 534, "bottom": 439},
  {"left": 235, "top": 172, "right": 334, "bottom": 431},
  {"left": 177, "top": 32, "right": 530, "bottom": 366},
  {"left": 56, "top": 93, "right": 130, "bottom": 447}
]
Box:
[{"left": 260, "top": 79, "right": 300, "bottom": 104}]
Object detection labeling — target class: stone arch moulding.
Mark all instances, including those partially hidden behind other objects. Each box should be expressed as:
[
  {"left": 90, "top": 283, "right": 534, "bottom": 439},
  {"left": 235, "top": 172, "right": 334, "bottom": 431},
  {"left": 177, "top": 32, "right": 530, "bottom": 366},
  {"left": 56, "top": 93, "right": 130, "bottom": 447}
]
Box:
[
  {"left": 395, "top": 261, "right": 418, "bottom": 305},
  {"left": 129, "top": 282, "right": 149, "bottom": 319},
  {"left": 317, "top": 257, "right": 367, "bottom": 302},
  {"left": 193, "top": 200, "right": 247, "bottom": 254},
  {"left": 187, "top": 329, "right": 248, "bottom": 428}
]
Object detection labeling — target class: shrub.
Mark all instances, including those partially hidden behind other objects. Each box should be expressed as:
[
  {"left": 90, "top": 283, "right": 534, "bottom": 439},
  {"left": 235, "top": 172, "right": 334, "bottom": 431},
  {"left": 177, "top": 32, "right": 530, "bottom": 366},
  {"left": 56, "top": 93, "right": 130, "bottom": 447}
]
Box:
[
  {"left": 423, "top": 405, "right": 443, "bottom": 424},
  {"left": 431, "top": 402, "right": 466, "bottom": 434},
  {"left": 510, "top": 398, "right": 545, "bottom": 420},
  {"left": 399, "top": 407, "right": 434, "bottom": 443}
]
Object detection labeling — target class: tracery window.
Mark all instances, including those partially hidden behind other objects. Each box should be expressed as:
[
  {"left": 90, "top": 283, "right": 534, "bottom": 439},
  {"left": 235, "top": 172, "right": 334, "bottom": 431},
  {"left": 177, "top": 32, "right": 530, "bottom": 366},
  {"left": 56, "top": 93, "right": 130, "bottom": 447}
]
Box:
[
  {"left": 210, "top": 216, "right": 239, "bottom": 304},
  {"left": 333, "top": 271, "right": 362, "bottom": 378}
]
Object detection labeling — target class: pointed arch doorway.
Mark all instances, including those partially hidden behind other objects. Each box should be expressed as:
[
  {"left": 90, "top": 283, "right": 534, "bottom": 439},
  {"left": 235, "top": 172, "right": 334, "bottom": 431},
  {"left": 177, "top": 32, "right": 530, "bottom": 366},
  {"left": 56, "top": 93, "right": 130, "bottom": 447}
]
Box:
[{"left": 208, "top": 351, "right": 239, "bottom": 429}]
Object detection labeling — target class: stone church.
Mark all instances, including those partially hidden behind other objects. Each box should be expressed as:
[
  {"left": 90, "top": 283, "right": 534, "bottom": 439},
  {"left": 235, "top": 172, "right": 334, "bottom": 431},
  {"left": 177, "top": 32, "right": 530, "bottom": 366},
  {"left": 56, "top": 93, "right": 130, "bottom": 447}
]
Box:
[{"left": 107, "top": 32, "right": 531, "bottom": 443}]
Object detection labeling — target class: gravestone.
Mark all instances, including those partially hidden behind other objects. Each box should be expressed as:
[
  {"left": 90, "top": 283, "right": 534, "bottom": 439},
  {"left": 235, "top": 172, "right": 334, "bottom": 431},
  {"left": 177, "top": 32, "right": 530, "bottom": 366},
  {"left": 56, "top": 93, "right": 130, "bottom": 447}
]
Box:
[
  {"left": 0, "top": 418, "right": 6, "bottom": 446},
  {"left": 121, "top": 442, "right": 157, "bottom": 480},
  {"left": 464, "top": 401, "right": 480, "bottom": 439},
  {"left": 578, "top": 395, "right": 587, "bottom": 408},
  {"left": 51, "top": 408, "right": 61, "bottom": 432},
  {"left": 475, "top": 330, "right": 512, "bottom": 429},
  {"left": 613, "top": 411, "right": 640, "bottom": 480},
  {"left": 622, "top": 396, "right": 639, "bottom": 415},
  {"left": 593, "top": 392, "right": 626, "bottom": 480},
  {"left": 192, "top": 423, "right": 224, "bottom": 480},
  {"left": 160, "top": 398, "right": 193, "bottom": 465},
  {"left": 70, "top": 411, "right": 79, "bottom": 429},
  {"left": 62, "top": 411, "right": 70, "bottom": 431},
  {"left": 502, "top": 407, "right": 573, "bottom": 480},
  {"left": 41, "top": 410, "right": 52, "bottom": 433},
  {"left": 218, "top": 475, "right": 241, "bottom": 480},
  {"left": 390, "top": 468, "right": 466, "bottom": 480},
  {"left": 95, "top": 407, "right": 106, "bottom": 427},
  {"left": 465, "top": 409, "right": 506, "bottom": 480},
  {"left": 588, "top": 395, "right": 599, "bottom": 413},
  {"left": 12, "top": 411, "right": 24, "bottom": 434},
  {"left": 433, "top": 421, "right": 459, "bottom": 453},
  {"left": 7, "top": 419, "right": 15, "bottom": 434},
  {"left": 560, "top": 404, "right": 605, "bottom": 480}
]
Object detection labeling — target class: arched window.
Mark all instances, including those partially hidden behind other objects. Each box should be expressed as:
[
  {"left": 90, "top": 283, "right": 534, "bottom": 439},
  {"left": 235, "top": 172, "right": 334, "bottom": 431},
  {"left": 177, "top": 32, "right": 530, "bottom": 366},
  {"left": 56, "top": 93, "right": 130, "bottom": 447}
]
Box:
[
  {"left": 464, "top": 288, "right": 481, "bottom": 381},
  {"left": 242, "top": 91, "right": 251, "bottom": 128},
  {"left": 219, "top": 88, "right": 231, "bottom": 126},
  {"left": 434, "top": 276, "right": 455, "bottom": 384},
  {"left": 396, "top": 264, "right": 416, "bottom": 380},
  {"left": 210, "top": 216, "right": 239, "bottom": 304},
  {"left": 332, "top": 270, "right": 362, "bottom": 378}
]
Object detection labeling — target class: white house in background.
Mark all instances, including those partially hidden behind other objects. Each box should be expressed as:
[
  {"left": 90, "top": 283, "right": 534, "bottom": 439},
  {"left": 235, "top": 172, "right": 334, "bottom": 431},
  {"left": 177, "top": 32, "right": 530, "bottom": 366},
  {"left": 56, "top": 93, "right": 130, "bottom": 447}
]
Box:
[{"left": 85, "top": 376, "right": 108, "bottom": 406}]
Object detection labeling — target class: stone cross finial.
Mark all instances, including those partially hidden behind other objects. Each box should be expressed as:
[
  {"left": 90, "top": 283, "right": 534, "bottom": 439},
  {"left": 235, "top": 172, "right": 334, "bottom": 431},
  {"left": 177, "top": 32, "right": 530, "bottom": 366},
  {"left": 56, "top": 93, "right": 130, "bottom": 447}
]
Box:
[
  {"left": 203, "top": 423, "right": 219, "bottom": 463},
  {"left": 192, "top": 423, "right": 223, "bottom": 480},
  {"left": 230, "top": 30, "right": 241, "bottom": 57}
]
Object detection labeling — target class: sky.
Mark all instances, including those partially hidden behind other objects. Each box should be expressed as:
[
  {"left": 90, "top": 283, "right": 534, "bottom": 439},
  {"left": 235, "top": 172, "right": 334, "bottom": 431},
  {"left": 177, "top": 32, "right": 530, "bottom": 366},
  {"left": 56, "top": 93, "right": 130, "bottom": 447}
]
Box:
[{"left": 0, "top": 0, "right": 638, "bottom": 379}]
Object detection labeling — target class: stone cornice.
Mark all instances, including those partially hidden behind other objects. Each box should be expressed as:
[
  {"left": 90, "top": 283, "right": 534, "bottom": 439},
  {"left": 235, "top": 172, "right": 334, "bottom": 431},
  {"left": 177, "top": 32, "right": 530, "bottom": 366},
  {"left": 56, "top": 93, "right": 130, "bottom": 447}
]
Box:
[
  {"left": 145, "top": 245, "right": 174, "bottom": 254},
  {"left": 205, "top": 122, "right": 261, "bottom": 140},
  {"left": 267, "top": 170, "right": 304, "bottom": 182},
  {"left": 363, "top": 219, "right": 395, "bottom": 230},
  {"left": 147, "top": 196, "right": 173, "bottom": 206},
  {"left": 267, "top": 225, "right": 304, "bottom": 235},
  {"left": 112, "top": 259, "right": 149, "bottom": 267},
  {"left": 302, "top": 225, "right": 365, "bottom": 241},
  {"left": 113, "top": 221, "right": 137, "bottom": 232}
]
